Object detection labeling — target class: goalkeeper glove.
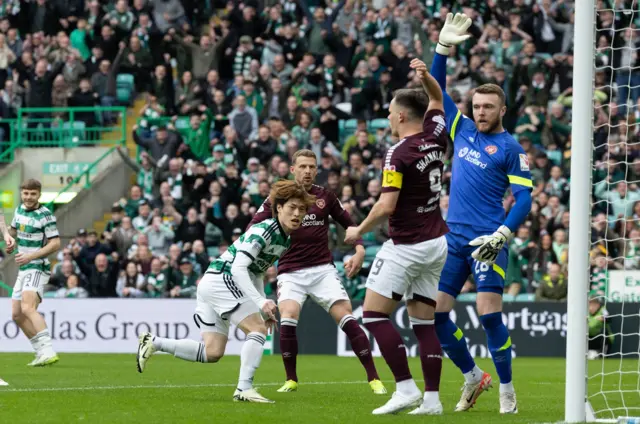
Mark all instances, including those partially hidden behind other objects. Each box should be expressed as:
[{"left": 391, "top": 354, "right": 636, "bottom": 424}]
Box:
[
  {"left": 469, "top": 225, "right": 512, "bottom": 266},
  {"left": 436, "top": 13, "right": 473, "bottom": 56}
]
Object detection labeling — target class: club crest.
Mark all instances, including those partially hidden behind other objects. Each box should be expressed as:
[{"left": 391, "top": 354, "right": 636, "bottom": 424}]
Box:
[
  {"left": 316, "top": 199, "right": 326, "bottom": 209},
  {"left": 485, "top": 145, "right": 498, "bottom": 155}
]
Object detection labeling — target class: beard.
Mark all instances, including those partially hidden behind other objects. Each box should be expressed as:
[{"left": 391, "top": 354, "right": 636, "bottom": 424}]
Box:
[{"left": 478, "top": 116, "right": 501, "bottom": 134}]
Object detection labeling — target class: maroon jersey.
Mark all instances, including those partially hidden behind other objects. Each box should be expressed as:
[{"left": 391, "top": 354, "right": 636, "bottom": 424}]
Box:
[
  {"left": 248, "top": 185, "right": 361, "bottom": 275},
  {"left": 381, "top": 109, "right": 449, "bottom": 244}
]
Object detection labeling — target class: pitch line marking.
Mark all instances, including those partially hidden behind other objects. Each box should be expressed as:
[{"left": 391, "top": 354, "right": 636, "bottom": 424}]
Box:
[{"left": 0, "top": 379, "right": 559, "bottom": 393}]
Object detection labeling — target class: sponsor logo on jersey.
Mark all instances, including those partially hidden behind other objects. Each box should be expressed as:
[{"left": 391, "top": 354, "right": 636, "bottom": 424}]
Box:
[
  {"left": 485, "top": 145, "right": 498, "bottom": 155},
  {"left": 419, "top": 143, "right": 440, "bottom": 152},
  {"left": 383, "top": 165, "right": 396, "bottom": 172},
  {"left": 458, "top": 148, "right": 488, "bottom": 169},
  {"left": 316, "top": 199, "right": 326, "bottom": 209},
  {"left": 302, "top": 213, "right": 325, "bottom": 227},
  {"left": 519, "top": 154, "right": 530, "bottom": 171}
]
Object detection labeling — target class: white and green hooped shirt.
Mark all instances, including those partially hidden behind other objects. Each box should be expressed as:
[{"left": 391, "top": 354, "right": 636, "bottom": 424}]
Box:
[{"left": 11, "top": 204, "right": 59, "bottom": 272}]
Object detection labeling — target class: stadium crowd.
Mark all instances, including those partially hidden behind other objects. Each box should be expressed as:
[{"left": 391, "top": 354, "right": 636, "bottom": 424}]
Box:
[{"left": 0, "top": 0, "right": 634, "bottom": 305}]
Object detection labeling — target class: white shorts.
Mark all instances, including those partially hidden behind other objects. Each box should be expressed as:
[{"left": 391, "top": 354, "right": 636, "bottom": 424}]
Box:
[
  {"left": 193, "top": 272, "right": 261, "bottom": 337},
  {"left": 11, "top": 269, "right": 50, "bottom": 301},
  {"left": 365, "top": 236, "right": 448, "bottom": 306},
  {"left": 277, "top": 263, "right": 350, "bottom": 312}
]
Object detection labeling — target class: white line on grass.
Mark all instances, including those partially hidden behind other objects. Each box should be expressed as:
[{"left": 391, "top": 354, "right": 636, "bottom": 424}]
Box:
[
  {"left": 0, "top": 380, "right": 371, "bottom": 393},
  {"left": 0, "top": 379, "right": 561, "bottom": 393}
]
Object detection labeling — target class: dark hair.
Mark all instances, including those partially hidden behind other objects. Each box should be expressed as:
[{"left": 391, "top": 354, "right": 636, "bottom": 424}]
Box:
[
  {"left": 269, "top": 180, "right": 316, "bottom": 217},
  {"left": 20, "top": 179, "right": 42, "bottom": 192},
  {"left": 393, "top": 88, "right": 429, "bottom": 121},
  {"left": 474, "top": 84, "right": 506, "bottom": 106},
  {"left": 292, "top": 149, "right": 317, "bottom": 165}
]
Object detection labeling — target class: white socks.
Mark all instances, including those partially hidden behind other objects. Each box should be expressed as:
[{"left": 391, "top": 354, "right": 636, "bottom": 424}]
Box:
[
  {"left": 423, "top": 391, "right": 440, "bottom": 404},
  {"left": 30, "top": 330, "right": 55, "bottom": 357},
  {"left": 153, "top": 337, "right": 207, "bottom": 363},
  {"left": 396, "top": 378, "right": 421, "bottom": 397},
  {"left": 237, "top": 332, "right": 266, "bottom": 391},
  {"left": 500, "top": 381, "right": 515, "bottom": 394},
  {"left": 463, "top": 365, "right": 484, "bottom": 384}
]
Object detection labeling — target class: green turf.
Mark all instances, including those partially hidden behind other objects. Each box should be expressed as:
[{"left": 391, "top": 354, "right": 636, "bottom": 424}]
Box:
[{"left": 0, "top": 354, "right": 637, "bottom": 423}]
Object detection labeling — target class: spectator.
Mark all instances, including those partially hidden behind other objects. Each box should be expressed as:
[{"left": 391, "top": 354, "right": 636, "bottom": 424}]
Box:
[
  {"left": 79, "top": 253, "right": 120, "bottom": 298},
  {"left": 167, "top": 256, "right": 198, "bottom": 298},
  {"left": 116, "top": 261, "right": 146, "bottom": 298},
  {"left": 535, "top": 263, "right": 567, "bottom": 302},
  {"left": 144, "top": 216, "right": 175, "bottom": 257}
]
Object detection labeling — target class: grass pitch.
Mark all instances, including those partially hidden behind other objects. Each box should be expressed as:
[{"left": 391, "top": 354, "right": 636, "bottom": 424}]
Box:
[{"left": 0, "top": 354, "right": 636, "bottom": 423}]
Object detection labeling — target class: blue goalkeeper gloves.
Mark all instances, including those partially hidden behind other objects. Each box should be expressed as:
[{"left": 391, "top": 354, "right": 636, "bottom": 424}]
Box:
[{"left": 469, "top": 225, "right": 512, "bottom": 266}]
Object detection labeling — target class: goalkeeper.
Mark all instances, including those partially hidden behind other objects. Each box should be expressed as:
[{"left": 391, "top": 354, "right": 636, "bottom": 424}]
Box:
[{"left": 428, "top": 13, "right": 533, "bottom": 415}]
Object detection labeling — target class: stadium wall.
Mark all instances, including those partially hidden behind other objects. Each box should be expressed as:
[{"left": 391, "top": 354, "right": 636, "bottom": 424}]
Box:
[{"left": 0, "top": 299, "right": 636, "bottom": 357}]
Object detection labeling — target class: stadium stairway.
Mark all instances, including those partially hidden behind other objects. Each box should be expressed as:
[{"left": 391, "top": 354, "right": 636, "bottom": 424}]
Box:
[{"left": 87, "top": 97, "right": 146, "bottom": 236}]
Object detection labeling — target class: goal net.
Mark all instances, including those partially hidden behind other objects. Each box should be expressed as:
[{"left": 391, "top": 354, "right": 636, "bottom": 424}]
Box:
[{"left": 570, "top": 0, "right": 640, "bottom": 422}]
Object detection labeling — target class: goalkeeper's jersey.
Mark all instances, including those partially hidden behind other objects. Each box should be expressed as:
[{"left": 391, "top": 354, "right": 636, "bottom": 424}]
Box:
[
  {"left": 445, "top": 109, "right": 533, "bottom": 239},
  {"left": 207, "top": 218, "right": 291, "bottom": 280}
]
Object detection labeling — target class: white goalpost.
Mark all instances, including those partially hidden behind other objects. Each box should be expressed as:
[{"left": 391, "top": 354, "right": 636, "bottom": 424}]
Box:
[
  {"left": 567, "top": 0, "right": 640, "bottom": 423},
  {"left": 565, "top": 0, "right": 595, "bottom": 419}
]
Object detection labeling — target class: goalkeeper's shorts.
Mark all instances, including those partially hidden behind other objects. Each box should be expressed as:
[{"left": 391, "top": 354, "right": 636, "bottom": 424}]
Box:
[{"left": 438, "top": 230, "right": 508, "bottom": 298}]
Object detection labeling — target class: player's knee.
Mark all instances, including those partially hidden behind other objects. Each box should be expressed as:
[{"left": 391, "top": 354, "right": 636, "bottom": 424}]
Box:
[
  {"left": 245, "top": 321, "right": 268, "bottom": 336},
  {"left": 205, "top": 344, "right": 225, "bottom": 363},
  {"left": 435, "top": 291, "right": 455, "bottom": 313},
  {"left": 329, "top": 300, "right": 352, "bottom": 322},
  {"left": 278, "top": 302, "right": 300, "bottom": 320},
  {"left": 11, "top": 309, "right": 24, "bottom": 323},
  {"left": 20, "top": 301, "right": 37, "bottom": 316}
]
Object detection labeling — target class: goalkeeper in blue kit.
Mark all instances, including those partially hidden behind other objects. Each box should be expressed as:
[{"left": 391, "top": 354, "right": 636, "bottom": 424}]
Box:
[{"left": 427, "top": 13, "right": 533, "bottom": 414}]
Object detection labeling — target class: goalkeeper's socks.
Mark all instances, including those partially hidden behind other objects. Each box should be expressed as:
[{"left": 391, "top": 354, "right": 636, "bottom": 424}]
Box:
[
  {"left": 153, "top": 337, "right": 208, "bottom": 363},
  {"left": 363, "top": 311, "right": 416, "bottom": 393},
  {"left": 280, "top": 318, "right": 299, "bottom": 382},
  {"left": 410, "top": 317, "right": 442, "bottom": 392},
  {"left": 434, "top": 312, "right": 476, "bottom": 375},
  {"left": 480, "top": 312, "right": 512, "bottom": 385},
  {"left": 339, "top": 314, "right": 380, "bottom": 381},
  {"left": 238, "top": 332, "right": 266, "bottom": 391}
]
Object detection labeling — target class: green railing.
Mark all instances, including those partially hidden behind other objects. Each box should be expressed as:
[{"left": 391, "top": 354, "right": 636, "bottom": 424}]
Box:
[
  {"left": 45, "top": 145, "right": 119, "bottom": 211},
  {"left": 0, "top": 106, "right": 127, "bottom": 163}
]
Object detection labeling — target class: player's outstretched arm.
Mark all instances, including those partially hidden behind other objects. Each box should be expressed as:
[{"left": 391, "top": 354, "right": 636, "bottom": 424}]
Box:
[
  {"left": 430, "top": 13, "right": 472, "bottom": 128},
  {"left": 410, "top": 59, "right": 444, "bottom": 112},
  {"left": 344, "top": 192, "right": 399, "bottom": 244}
]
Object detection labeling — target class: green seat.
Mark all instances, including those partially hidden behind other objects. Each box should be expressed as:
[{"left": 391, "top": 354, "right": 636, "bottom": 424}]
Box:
[
  {"left": 457, "top": 293, "right": 477, "bottom": 302},
  {"left": 207, "top": 246, "right": 220, "bottom": 258},
  {"left": 62, "top": 121, "right": 86, "bottom": 144},
  {"left": 116, "top": 87, "right": 131, "bottom": 104},
  {"left": 364, "top": 245, "right": 380, "bottom": 262},
  {"left": 335, "top": 261, "right": 345, "bottom": 274},
  {"left": 340, "top": 118, "right": 359, "bottom": 144},
  {"left": 503, "top": 294, "right": 516, "bottom": 302},
  {"left": 116, "top": 73, "right": 135, "bottom": 89},
  {"left": 116, "top": 74, "right": 135, "bottom": 105},
  {"left": 369, "top": 118, "right": 389, "bottom": 131},
  {"left": 515, "top": 293, "right": 536, "bottom": 302},
  {"left": 362, "top": 232, "right": 377, "bottom": 242}
]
